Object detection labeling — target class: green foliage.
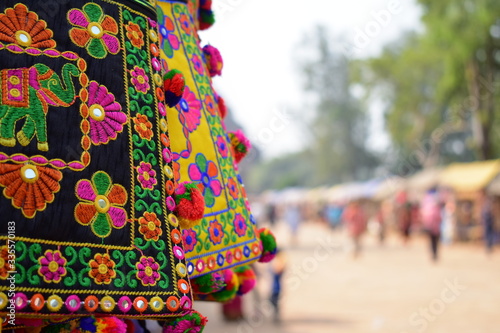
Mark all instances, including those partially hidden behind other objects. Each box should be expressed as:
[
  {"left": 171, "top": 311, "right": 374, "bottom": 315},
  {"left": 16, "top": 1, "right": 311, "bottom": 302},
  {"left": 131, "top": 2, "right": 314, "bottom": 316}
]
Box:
[
  {"left": 417, "top": 0, "right": 500, "bottom": 159},
  {"left": 357, "top": 0, "right": 500, "bottom": 168},
  {"left": 246, "top": 26, "right": 379, "bottom": 193},
  {"left": 299, "top": 26, "right": 378, "bottom": 185},
  {"left": 245, "top": 151, "right": 313, "bottom": 193}
]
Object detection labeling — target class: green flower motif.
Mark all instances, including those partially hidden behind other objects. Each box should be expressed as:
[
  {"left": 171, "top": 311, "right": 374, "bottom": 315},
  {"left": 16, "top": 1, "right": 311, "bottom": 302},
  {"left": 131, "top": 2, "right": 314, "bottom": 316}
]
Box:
[{"left": 68, "top": 3, "right": 120, "bottom": 59}]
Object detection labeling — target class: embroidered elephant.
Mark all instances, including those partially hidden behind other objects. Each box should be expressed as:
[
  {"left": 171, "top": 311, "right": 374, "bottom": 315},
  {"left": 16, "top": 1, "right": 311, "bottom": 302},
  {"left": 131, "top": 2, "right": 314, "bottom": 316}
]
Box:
[{"left": 0, "top": 63, "right": 80, "bottom": 151}]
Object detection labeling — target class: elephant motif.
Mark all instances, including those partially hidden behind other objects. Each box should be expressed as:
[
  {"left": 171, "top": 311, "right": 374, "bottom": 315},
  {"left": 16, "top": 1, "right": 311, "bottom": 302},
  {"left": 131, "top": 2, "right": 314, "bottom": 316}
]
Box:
[{"left": 0, "top": 63, "right": 80, "bottom": 151}]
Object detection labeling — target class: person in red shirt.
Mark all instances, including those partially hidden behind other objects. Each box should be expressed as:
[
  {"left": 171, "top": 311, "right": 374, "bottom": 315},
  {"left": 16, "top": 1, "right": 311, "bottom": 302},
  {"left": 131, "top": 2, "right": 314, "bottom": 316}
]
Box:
[{"left": 342, "top": 201, "right": 368, "bottom": 258}]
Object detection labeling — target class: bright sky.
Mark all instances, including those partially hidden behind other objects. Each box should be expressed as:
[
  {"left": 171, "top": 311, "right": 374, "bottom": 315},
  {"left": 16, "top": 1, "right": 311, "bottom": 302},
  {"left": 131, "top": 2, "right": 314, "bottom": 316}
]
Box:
[{"left": 200, "top": 0, "right": 423, "bottom": 159}]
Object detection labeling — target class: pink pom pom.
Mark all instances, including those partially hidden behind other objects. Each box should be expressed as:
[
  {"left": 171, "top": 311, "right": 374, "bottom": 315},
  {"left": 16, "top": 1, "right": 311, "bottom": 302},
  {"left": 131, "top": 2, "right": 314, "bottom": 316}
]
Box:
[
  {"left": 234, "top": 265, "right": 257, "bottom": 295},
  {"left": 228, "top": 130, "right": 251, "bottom": 164},
  {"left": 203, "top": 45, "right": 223, "bottom": 77}
]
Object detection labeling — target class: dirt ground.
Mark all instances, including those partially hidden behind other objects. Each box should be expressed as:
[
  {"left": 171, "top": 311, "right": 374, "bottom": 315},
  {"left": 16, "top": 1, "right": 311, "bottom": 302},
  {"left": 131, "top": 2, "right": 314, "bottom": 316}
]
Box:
[{"left": 195, "top": 221, "right": 500, "bottom": 333}]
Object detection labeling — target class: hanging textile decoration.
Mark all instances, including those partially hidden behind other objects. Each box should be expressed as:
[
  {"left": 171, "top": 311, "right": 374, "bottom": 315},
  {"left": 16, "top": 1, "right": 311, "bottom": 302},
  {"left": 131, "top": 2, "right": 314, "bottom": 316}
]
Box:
[
  {"left": 156, "top": 0, "right": 263, "bottom": 280},
  {"left": 0, "top": 0, "right": 193, "bottom": 328}
]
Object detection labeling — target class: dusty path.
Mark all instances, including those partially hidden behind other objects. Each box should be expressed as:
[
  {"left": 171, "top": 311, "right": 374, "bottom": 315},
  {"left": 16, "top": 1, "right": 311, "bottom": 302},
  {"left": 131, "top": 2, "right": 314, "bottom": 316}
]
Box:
[{"left": 196, "top": 221, "right": 500, "bottom": 333}]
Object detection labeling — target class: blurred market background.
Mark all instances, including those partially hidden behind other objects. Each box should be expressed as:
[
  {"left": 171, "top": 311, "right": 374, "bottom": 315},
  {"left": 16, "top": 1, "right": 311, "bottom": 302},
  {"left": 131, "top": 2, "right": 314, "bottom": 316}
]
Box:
[{"left": 192, "top": 0, "right": 500, "bottom": 332}]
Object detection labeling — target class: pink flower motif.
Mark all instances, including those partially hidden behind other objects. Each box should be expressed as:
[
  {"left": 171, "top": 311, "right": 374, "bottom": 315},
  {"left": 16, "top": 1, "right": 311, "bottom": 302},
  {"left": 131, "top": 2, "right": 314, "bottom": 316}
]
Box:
[
  {"left": 158, "top": 15, "right": 180, "bottom": 58},
  {"left": 188, "top": 153, "right": 222, "bottom": 208},
  {"left": 216, "top": 135, "right": 229, "bottom": 158},
  {"left": 136, "top": 256, "right": 160, "bottom": 286},
  {"left": 38, "top": 250, "right": 67, "bottom": 283},
  {"left": 182, "top": 229, "right": 198, "bottom": 252},
  {"left": 136, "top": 162, "right": 157, "bottom": 190},
  {"left": 130, "top": 66, "right": 150, "bottom": 94},
  {"left": 87, "top": 81, "right": 127, "bottom": 145},
  {"left": 176, "top": 86, "right": 201, "bottom": 133},
  {"left": 233, "top": 213, "right": 247, "bottom": 237},
  {"left": 191, "top": 54, "right": 204, "bottom": 75}
]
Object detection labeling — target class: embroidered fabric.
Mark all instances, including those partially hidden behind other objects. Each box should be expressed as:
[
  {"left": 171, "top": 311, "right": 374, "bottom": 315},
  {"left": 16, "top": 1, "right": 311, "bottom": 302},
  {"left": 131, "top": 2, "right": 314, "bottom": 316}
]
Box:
[{"left": 0, "top": 0, "right": 192, "bottom": 325}]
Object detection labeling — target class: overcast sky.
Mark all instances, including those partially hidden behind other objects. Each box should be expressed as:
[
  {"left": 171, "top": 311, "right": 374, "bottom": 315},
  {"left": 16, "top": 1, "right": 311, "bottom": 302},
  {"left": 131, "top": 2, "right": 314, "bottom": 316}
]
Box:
[{"left": 200, "top": 0, "right": 423, "bottom": 159}]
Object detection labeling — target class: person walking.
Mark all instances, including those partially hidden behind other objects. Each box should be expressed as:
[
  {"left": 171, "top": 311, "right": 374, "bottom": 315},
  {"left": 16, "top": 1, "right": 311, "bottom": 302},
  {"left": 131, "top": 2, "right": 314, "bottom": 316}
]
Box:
[
  {"left": 480, "top": 190, "right": 496, "bottom": 254},
  {"left": 420, "top": 189, "right": 443, "bottom": 262},
  {"left": 342, "top": 201, "right": 368, "bottom": 258},
  {"left": 269, "top": 249, "right": 286, "bottom": 323}
]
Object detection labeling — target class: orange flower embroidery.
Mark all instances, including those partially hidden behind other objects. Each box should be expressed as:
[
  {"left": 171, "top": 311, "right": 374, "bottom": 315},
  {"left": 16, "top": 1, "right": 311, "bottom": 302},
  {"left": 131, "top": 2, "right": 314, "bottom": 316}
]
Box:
[
  {"left": 125, "top": 22, "right": 144, "bottom": 48},
  {"left": 133, "top": 114, "right": 153, "bottom": 140},
  {"left": 138, "top": 212, "right": 163, "bottom": 241},
  {"left": 0, "top": 246, "right": 13, "bottom": 280},
  {"left": 0, "top": 4, "right": 56, "bottom": 48},
  {"left": 172, "top": 161, "right": 181, "bottom": 183},
  {"left": 88, "top": 253, "right": 116, "bottom": 285},
  {"left": 0, "top": 163, "right": 62, "bottom": 218}
]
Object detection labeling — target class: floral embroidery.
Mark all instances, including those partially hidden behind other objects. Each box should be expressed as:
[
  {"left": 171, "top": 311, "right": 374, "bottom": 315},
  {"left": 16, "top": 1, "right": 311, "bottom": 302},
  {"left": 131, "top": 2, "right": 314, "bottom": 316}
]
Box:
[
  {"left": 0, "top": 4, "right": 56, "bottom": 48},
  {"left": 188, "top": 154, "right": 222, "bottom": 208},
  {"left": 88, "top": 253, "right": 116, "bottom": 285},
  {"left": 158, "top": 14, "right": 179, "bottom": 58},
  {"left": 150, "top": 42, "right": 160, "bottom": 58},
  {"left": 172, "top": 161, "right": 181, "bottom": 183},
  {"left": 191, "top": 54, "right": 204, "bottom": 75},
  {"left": 182, "top": 229, "right": 197, "bottom": 252},
  {"left": 136, "top": 162, "right": 157, "bottom": 190},
  {"left": 216, "top": 136, "right": 229, "bottom": 158},
  {"left": 74, "top": 171, "right": 128, "bottom": 238},
  {"left": 0, "top": 163, "right": 62, "bottom": 219},
  {"left": 136, "top": 256, "right": 160, "bottom": 286},
  {"left": 208, "top": 220, "right": 224, "bottom": 245},
  {"left": 204, "top": 95, "right": 217, "bottom": 116},
  {"left": 178, "top": 13, "right": 192, "bottom": 35},
  {"left": 130, "top": 66, "right": 150, "bottom": 93},
  {"left": 0, "top": 246, "right": 11, "bottom": 280},
  {"left": 160, "top": 133, "right": 171, "bottom": 147},
  {"left": 38, "top": 250, "right": 67, "bottom": 283},
  {"left": 133, "top": 114, "right": 154, "bottom": 140},
  {"left": 138, "top": 212, "right": 163, "bottom": 241},
  {"left": 227, "top": 177, "right": 239, "bottom": 200},
  {"left": 125, "top": 21, "right": 144, "bottom": 48},
  {"left": 233, "top": 213, "right": 247, "bottom": 237},
  {"left": 162, "top": 147, "right": 173, "bottom": 163},
  {"left": 176, "top": 86, "right": 201, "bottom": 133},
  {"left": 68, "top": 3, "right": 120, "bottom": 59},
  {"left": 87, "top": 81, "right": 127, "bottom": 145}
]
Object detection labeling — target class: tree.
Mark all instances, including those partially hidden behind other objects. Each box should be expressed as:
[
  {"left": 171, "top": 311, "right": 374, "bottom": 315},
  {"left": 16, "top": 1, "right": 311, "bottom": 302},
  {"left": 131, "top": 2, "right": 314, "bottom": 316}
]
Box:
[
  {"left": 298, "top": 25, "right": 378, "bottom": 185},
  {"left": 354, "top": 32, "right": 449, "bottom": 170},
  {"left": 416, "top": 0, "right": 500, "bottom": 159}
]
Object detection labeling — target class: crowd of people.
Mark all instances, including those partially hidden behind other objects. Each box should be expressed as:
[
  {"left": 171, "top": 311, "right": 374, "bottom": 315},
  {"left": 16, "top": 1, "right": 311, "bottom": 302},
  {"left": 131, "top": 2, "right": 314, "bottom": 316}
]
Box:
[{"left": 255, "top": 187, "right": 499, "bottom": 261}]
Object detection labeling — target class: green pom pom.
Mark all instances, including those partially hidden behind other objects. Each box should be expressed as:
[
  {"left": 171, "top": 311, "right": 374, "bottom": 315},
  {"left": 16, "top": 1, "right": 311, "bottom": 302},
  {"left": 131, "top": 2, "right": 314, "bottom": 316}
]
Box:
[
  {"left": 192, "top": 273, "right": 225, "bottom": 294},
  {"left": 258, "top": 228, "right": 277, "bottom": 263}
]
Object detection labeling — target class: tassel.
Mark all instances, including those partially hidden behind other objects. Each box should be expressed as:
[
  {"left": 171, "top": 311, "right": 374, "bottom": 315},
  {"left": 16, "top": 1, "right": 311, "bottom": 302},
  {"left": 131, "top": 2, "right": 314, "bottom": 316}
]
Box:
[
  {"left": 191, "top": 272, "right": 225, "bottom": 295},
  {"left": 228, "top": 130, "right": 251, "bottom": 164},
  {"left": 233, "top": 265, "right": 257, "bottom": 295},
  {"left": 258, "top": 228, "right": 277, "bottom": 263},
  {"left": 208, "top": 269, "right": 240, "bottom": 303},
  {"left": 216, "top": 95, "right": 227, "bottom": 119},
  {"left": 163, "top": 310, "right": 208, "bottom": 333},
  {"left": 164, "top": 69, "right": 185, "bottom": 108},
  {"left": 198, "top": 0, "right": 215, "bottom": 30},
  {"left": 202, "top": 45, "right": 223, "bottom": 77},
  {"left": 95, "top": 318, "right": 127, "bottom": 333},
  {"left": 174, "top": 182, "right": 205, "bottom": 229}
]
